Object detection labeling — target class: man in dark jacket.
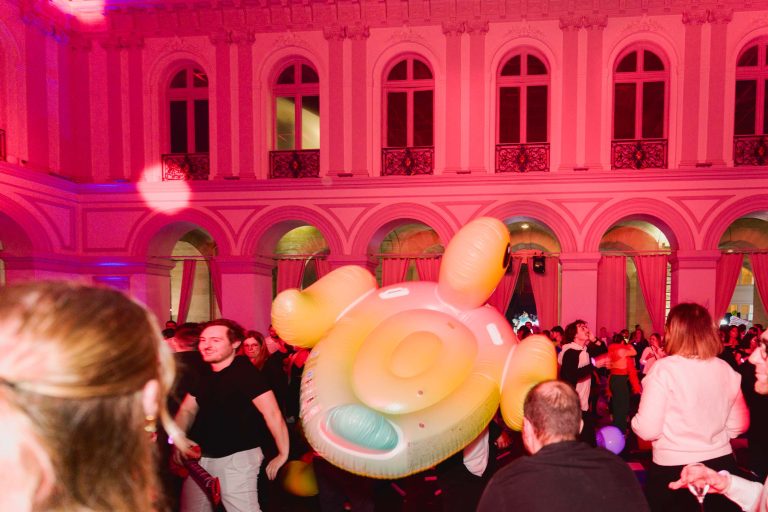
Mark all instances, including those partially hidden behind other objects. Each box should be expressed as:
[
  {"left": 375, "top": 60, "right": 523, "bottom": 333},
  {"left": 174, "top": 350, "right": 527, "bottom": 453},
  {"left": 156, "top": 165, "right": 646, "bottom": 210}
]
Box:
[{"left": 477, "top": 380, "right": 649, "bottom": 512}]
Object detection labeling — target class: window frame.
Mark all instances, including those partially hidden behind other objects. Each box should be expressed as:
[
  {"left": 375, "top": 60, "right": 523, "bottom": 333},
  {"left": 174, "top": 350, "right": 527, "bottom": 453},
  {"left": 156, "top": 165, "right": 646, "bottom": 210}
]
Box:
[
  {"left": 272, "top": 58, "right": 320, "bottom": 151},
  {"left": 166, "top": 65, "right": 209, "bottom": 154},
  {"left": 382, "top": 54, "right": 435, "bottom": 148},
  {"left": 496, "top": 48, "right": 551, "bottom": 144},
  {"left": 734, "top": 39, "right": 768, "bottom": 136},
  {"left": 612, "top": 46, "right": 669, "bottom": 141}
]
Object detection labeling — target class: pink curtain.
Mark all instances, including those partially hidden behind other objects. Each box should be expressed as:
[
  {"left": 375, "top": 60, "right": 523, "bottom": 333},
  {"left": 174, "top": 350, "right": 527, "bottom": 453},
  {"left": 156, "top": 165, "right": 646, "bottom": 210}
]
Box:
[
  {"left": 176, "top": 259, "right": 196, "bottom": 324},
  {"left": 415, "top": 257, "right": 441, "bottom": 282},
  {"left": 597, "top": 256, "right": 627, "bottom": 337},
  {"left": 488, "top": 257, "right": 522, "bottom": 314},
  {"left": 715, "top": 253, "right": 744, "bottom": 321},
  {"left": 208, "top": 257, "right": 223, "bottom": 314},
  {"left": 750, "top": 253, "right": 768, "bottom": 316},
  {"left": 633, "top": 255, "right": 669, "bottom": 334},
  {"left": 277, "top": 259, "right": 306, "bottom": 293},
  {"left": 381, "top": 258, "right": 410, "bottom": 287},
  {"left": 315, "top": 258, "right": 332, "bottom": 279},
  {"left": 529, "top": 256, "right": 559, "bottom": 330}
]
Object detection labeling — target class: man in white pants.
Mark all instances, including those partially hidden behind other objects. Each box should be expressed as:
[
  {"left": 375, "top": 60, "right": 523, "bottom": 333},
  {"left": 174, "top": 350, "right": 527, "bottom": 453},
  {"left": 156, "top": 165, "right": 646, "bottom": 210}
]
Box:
[{"left": 174, "top": 319, "right": 289, "bottom": 512}]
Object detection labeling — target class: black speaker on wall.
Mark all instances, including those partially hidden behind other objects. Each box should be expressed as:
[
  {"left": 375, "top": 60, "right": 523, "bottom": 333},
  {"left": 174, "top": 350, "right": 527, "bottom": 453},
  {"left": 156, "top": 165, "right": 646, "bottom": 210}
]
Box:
[{"left": 532, "top": 256, "right": 546, "bottom": 274}]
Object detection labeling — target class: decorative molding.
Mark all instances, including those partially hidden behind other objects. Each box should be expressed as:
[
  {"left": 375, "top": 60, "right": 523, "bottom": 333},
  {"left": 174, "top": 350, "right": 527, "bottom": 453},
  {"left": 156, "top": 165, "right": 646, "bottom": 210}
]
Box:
[
  {"left": 273, "top": 31, "right": 309, "bottom": 50},
  {"left": 559, "top": 14, "right": 583, "bottom": 31},
  {"left": 709, "top": 7, "right": 734, "bottom": 25},
  {"left": 209, "top": 29, "right": 231, "bottom": 47},
  {"left": 230, "top": 30, "right": 255, "bottom": 46},
  {"left": 583, "top": 14, "right": 608, "bottom": 30},
  {"left": 466, "top": 19, "right": 490, "bottom": 35},
  {"left": 323, "top": 23, "right": 346, "bottom": 41},
  {"left": 159, "top": 35, "right": 205, "bottom": 55},
  {"left": 682, "top": 8, "right": 708, "bottom": 25},
  {"left": 389, "top": 25, "right": 427, "bottom": 44},
  {"left": 347, "top": 22, "right": 370, "bottom": 41},
  {"left": 620, "top": 14, "right": 664, "bottom": 35},
  {"left": 502, "top": 21, "right": 546, "bottom": 41},
  {"left": 441, "top": 19, "right": 465, "bottom": 37}
]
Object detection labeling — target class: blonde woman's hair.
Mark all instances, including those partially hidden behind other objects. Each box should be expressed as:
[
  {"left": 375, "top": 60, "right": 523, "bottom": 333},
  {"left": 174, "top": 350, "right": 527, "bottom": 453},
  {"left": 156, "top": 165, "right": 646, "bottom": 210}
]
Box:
[
  {"left": 0, "top": 281, "right": 187, "bottom": 511},
  {"left": 664, "top": 302, "right": 723, "bottom": 359}
]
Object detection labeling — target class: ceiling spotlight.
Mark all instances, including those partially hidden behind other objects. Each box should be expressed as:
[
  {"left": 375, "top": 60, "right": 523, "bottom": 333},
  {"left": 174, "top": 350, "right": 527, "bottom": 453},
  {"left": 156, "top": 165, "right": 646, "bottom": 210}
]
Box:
[{"left": 520, "top": 223, "right": 530, "bottom": 230}]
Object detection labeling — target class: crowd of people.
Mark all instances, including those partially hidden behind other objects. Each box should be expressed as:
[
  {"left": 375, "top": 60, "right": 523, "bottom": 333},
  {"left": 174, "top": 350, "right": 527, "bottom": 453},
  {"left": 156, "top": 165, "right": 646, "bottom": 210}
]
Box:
[{"left": 2, "top": 280, "right": 768, "bottom": 512}]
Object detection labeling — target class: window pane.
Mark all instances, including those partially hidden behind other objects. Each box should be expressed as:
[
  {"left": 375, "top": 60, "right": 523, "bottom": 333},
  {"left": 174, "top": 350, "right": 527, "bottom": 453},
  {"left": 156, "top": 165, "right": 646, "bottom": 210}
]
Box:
[
  {"left": 413, "top": 89, "right": 433, "bottom": 146},
  {"left": 499, "top": 87, "right": 520, "bottom": 143},
  {"left": 413, "top": 59, "right": 433, "bottom": 80},
  {"left": 277, "top": 65, "right": 295, "bottom": 85},
  {"left": 643, "top": 51, "right": 664, "bottom": 71},
  {"left": 170, "top": 101, "right": 188, "bottom": 153},
  {"left": 763, "top": 81, "right": 768, "bottom": 135},
  {"left": 301, "top": 65, "right": 319, "bottom": 84},
  {"left": 276, "top": 96, "right": 296, "bottom": 150},
  {"left": 194, "top": 100, "right": 209, "bottom": 152},
  {"left": 387, "top": 60, "right": 407, "bottom": 81},
  {"left": 526, "top": 85, "right": 548, "bottom": 142},
  {"left": 641, "top": 81, "right": 665, "bottom": 139},
  {"left": 301, "top": 95, "right": 320, "bottom": 149},
  {"left": 738, "top": 46, "right": 758, "bottom": 67},
  {"left": 527, "top": 55, "right": 547, "bottom": 75},
  {"left": 613, "top": 83, "right": 636, "bottom": 139},
  {"left": 192, "top": 69, "right": 208, "bottom": 87},
  {"left": 170, "top": 70, "right": 187, "bottom": 89},
  {"left": 616, "top": 52, "right": 637, "bottom": 73},
  {"left": 501, "top": 55, "right": 521, "bottom": 76},
  {"left": 734, "top": 80, "right": 757, "bottom": 135},
  {"left": 386, "top": 91, "right": 407, "bottom": 147}
]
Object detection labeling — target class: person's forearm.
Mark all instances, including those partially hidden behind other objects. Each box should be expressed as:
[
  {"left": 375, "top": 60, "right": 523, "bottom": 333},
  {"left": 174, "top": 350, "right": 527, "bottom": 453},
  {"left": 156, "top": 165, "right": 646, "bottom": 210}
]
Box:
[
  {"left": 722, "top": 472, "right": 763, "bottom": 511},
  {"left": 265, "top": 410, "right": 290, "bottom": 457}
]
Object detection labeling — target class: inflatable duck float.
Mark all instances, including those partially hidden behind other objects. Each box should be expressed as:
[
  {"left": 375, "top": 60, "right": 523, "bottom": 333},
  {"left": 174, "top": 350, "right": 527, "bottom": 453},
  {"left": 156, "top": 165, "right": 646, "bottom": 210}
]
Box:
[{"left": 272, "top": 217, "right": 556, "bottom": 478}]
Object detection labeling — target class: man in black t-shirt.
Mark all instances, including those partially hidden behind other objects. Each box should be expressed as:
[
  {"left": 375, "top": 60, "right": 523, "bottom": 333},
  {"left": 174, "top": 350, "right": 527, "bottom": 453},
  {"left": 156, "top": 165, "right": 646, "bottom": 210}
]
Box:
[{"left": 175, "top": 319, "right": 289, "bottom": 512}]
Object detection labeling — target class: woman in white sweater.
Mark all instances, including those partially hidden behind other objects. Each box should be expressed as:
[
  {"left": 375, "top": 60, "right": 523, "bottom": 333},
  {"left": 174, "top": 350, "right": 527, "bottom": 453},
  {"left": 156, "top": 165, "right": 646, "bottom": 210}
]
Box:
[{"left": 631, "top": 302, "right": 749, "bottom": 512}]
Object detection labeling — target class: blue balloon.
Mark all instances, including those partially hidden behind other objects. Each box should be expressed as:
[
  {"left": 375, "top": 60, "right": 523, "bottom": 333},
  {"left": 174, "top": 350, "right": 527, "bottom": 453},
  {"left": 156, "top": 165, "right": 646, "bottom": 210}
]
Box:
[{"left": 596, "top": 425, "right": 626, "bottom": 455}]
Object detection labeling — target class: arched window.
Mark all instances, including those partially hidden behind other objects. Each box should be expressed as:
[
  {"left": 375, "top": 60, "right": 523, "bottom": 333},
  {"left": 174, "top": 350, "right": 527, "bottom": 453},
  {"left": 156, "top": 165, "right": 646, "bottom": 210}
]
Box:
[
  {"left": 611, "top": 47, "right": 668, "bottom": 169},
  {"left": 496, "top": 50, "right": 550, "bottom": 173},
  {"left": 382, "top": 55, "right": 434, "bottom": 175},
  {"left": 163, "top": 65, "right": 210, "bottom": 180},
  {"left": 734, "top": 39, "right": 768, "bottom": 166},
  {"left": 269, "top": 59, "right": 320, "bottom": 178}
]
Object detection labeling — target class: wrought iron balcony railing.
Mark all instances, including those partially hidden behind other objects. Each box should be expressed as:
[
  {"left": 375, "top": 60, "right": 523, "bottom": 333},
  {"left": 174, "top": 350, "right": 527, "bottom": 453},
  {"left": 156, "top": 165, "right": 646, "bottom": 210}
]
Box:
[
  {"left": 161, "top": 153, "right": 210, "bottom": 181},
  {"left": 269, "top": 150, "right": 320, "bottom": 178},
  {"left": 611, "top": 139, "right": 668, "bottom": 169},
  {"left": 734, "top": 135, "right": 768, "bottom": 166},
  {"left": 496, "top": 143, "right": 550, "bottom": 173},
  {"left": 381, "top": 146, "right": 434, "bottom": 176},
  {"left": 0, "top": 129, "right": 6, "bottom": 162}
]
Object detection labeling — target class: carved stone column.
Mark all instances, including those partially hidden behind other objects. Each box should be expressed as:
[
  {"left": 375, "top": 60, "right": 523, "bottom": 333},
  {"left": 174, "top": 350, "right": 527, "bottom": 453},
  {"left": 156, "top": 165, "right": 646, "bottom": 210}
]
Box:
[
  {"left": 232, "top": 30, "right": 255, "bottom": 179},
  {"left": 210, "top": 30, "right": 233, "bottom": 179},
  {"left": 679, "top": 9, "right": 708, "bottom": 167},
  {"left": 324, "top": 23, "right": 346, "bottom": 176},
  {"left": 583, "top": 15, "right": 607, "bottom": 170},
  {"left": 559, "top": 15, "right": 582, "bottom": 171},
  {"left": 442, "top": 20, "right": 465, "bottom": 173},
  {"left": 347, "top": 22, "right": 370, "bottom": 176},
  {"left": 467, "top": 20, "right": 489, "bottom": 174},
  {"left": 706, "top": 8, "right": 733, "bottom": 166}
]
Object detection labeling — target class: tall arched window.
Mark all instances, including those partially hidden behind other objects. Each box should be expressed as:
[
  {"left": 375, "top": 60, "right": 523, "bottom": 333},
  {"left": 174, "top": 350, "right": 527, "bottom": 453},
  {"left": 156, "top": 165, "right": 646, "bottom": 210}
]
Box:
[
  {"left": 163, "top": 65, "right": 210, "bottom": 180},
  {"left": 734, "top": 39, "right": 768, "bottom": 166},
  {"left": 382, "top": 55, "right": 434, "bottom": 175},
  {"left": 611, "top": 47, "right": 668, "bottom": 169},
  {"left": 496, "top": 50, "right": 550, "bottom": 173},
  {"left": 269, "top": 59, "right": 320, "bottom": 178}
]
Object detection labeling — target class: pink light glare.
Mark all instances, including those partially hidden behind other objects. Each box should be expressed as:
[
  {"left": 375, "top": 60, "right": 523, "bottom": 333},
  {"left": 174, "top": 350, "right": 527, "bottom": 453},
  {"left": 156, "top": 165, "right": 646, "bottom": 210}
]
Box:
[
  {"left": 138, "top": 164, "right": 191, "bottom": 215},
  {"left": 48, "top": 0, "right": 106, "bottom": 27}
]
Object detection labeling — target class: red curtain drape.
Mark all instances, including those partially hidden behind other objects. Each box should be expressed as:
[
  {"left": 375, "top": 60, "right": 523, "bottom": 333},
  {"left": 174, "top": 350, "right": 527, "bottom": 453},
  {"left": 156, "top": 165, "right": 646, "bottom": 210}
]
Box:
[
  {"left": 715, "top": 253, "right": 744, "bottom": 321},
  {"left": 208, "top": 257, "right": 223, "bottom": 314},
  {"left": 314, "top": 258, "right": 332, "bottom": 279},
  {"left": 529, "top": 256, "right": 559, "bottom": 330},
  {"left": 176, "top": 259, "right": 196, "bottom": 324},
  {"left": 381, "top": 258, "right": 411, "bottom": 287},
  {"left": 277, "top": 259, "right": 306, "bottom": 293},
  {"left": 488, "top": 257, "right": 522, "bottom": 315},
  {"left": 633, "top": 254, "right": 669, "bottom": 334},
  {"left": 597, "top": 255, "right": 627, "bottom": 336},
  {"left": 750, "top": 253, "right": 768, "bottom": 317},
  {"left": 415, "top": 257, "right": 441, "bottom": 282}
]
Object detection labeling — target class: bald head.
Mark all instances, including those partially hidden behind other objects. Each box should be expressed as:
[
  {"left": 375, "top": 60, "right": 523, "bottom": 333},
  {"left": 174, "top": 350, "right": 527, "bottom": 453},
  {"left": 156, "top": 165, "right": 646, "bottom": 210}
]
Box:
[{"left": 523, "top": 380, "right": 582, "bottom": 446}]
